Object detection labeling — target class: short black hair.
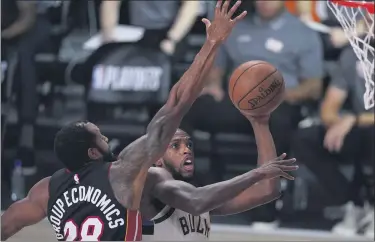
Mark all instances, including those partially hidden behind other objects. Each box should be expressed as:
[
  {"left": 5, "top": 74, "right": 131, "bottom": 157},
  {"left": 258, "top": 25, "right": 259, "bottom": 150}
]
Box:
[{"left": 54, "top": 121, "right": 95, "bottom": 171}]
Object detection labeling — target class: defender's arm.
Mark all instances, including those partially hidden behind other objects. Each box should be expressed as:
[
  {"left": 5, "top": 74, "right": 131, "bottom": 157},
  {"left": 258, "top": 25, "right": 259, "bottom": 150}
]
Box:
[
  {"left": 109, "top": 0, "right": 246, "bottom": 211},
  {"left": 109, "top": 40, "right": 219, "bottom": 210},
  {"left": 1, "top": 177, "right": 50, "bottom": 241}
]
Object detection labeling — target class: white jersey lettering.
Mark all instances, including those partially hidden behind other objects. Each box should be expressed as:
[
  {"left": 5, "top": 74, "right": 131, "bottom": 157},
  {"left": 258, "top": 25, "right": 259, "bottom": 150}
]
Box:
[{"left": 145, "top": 206, "right": 210, "bottom": 241}]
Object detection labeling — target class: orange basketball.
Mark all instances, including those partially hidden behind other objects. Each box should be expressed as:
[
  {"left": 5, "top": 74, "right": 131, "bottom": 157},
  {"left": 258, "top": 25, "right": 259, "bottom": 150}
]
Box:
[{"left": 228, "top": 60, "right": 285, "bottom": 116}]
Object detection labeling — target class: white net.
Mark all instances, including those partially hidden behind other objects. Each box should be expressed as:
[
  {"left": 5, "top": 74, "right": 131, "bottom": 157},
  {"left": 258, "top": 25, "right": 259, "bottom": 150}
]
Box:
[{"left": 327, "top": 0, "right": 374, "bottom": 110}]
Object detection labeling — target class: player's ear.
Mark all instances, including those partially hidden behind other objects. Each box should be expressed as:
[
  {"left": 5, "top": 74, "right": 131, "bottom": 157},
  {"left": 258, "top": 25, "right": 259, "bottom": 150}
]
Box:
[
  {"left": 88, "top": 148, "right": 100, "bottom": 160},
  {"left": 155, "top": 159, "right": 163, "bottom": 167}
]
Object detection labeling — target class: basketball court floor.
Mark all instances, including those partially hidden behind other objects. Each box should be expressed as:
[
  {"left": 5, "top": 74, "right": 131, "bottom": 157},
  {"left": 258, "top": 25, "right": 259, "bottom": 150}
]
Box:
[{"left": 7, "top": 219, "right": 371, "bottom": 241}]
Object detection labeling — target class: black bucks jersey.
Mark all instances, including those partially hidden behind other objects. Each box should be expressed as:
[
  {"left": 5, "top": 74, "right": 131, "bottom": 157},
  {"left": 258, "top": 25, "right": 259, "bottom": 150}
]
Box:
[{"left": 47, "top": 162, "right": 142, "bottom": 241}]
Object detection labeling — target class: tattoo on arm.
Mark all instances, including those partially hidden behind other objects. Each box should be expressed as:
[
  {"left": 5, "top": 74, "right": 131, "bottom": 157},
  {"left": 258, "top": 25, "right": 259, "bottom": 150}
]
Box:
[
  {"left": 108, "top": 0, "right": 249, "bottom": 210},
  {"left": 109, "top": 40, "right": 221, "bottom": 210}
]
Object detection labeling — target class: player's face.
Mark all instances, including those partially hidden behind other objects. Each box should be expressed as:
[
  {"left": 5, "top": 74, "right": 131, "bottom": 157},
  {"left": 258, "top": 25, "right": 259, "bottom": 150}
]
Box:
[
  {"left": 255, "top": 0, "right": 284, "bottom": 19},
  {"left": 162, "top": 130, "right": 194, "bottom": 179},
  {"left": 86, "top": 123, "right": 116, "bottom": 162}
]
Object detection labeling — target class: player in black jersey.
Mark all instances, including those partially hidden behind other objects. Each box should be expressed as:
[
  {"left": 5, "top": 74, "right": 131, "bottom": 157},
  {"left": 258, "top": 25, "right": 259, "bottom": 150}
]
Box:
[{"left": 1, "top": 1, "right": 248, "bottom": 241}]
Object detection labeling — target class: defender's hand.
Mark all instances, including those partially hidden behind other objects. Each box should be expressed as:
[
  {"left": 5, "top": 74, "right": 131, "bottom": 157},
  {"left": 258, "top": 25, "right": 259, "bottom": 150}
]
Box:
[
  {"left": 202, "top": 0, "right": 247, "bottom": 43},
  {"left": 253, "top": 153, "right": 298, "bottom": 180}
]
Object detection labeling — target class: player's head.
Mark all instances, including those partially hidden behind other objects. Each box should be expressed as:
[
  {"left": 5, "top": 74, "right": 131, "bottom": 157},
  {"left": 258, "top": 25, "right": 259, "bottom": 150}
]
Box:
[
  {"left": 156, "top": 129, "right": 194, "bottom": 180},
  {"left": 54, "top": 121, "right": 116, "bottom": 171},
  {"left": 255, "top": 0, "right": 284, "bottom": 19}
]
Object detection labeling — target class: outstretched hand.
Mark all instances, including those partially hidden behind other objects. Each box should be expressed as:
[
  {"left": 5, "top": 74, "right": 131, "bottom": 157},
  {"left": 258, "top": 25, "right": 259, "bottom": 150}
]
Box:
[
  {"left": 253, "top": 153, "right": 298, "bottom": 180},
  {"left": 202, "top": 0, "right": 247, "bottom": 43}
]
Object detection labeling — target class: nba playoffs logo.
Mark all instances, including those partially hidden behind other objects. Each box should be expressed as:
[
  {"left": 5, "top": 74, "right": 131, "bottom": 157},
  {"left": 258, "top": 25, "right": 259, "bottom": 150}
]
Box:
[
  {"left": 92, "top": 65, "right": 162, "bottom": 91},
  {"left": 74, "top": 174, "right": 80, "bottom": 184}
]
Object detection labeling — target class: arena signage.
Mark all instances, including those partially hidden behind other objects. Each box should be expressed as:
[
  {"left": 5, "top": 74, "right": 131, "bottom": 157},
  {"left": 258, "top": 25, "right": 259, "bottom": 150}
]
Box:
[
  {"left": 87, "top": 44, "right": 171, "bottom": 105},
  {"left": 92, "top": 65, "right": 162, "bottom": 92}
]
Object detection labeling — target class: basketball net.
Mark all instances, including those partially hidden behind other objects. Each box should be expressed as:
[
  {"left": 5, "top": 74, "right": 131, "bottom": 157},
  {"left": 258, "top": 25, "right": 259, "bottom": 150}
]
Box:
[{"left": 327, "top": 0, "right": 374, "bottom": 110}]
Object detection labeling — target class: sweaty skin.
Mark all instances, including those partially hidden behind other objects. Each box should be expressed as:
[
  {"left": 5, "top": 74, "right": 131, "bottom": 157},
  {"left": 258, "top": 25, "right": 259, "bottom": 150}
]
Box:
[{"left": 140, "top": 122, "right": 297, "bottom": 220}]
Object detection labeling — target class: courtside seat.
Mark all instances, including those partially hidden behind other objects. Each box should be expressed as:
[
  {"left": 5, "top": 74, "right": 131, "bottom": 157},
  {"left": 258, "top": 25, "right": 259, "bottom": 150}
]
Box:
[
  {"left": 35, "top": 1, "right": 78, "bottom": 86},
  {"left": 208, "top": 133, "right": 258, "bottom": 226},
  {"left": 210, "top": 132, "right": 257, "bottom": 182}
]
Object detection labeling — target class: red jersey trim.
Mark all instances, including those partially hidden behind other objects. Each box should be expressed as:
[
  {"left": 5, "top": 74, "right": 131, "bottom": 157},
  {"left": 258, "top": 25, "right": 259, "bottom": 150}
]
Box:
[{"left": 125, "top": 210, "right": 142, "bottom": 241}]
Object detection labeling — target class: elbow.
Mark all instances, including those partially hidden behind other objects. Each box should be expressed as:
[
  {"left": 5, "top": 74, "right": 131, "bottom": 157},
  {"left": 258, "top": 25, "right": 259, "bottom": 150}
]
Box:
[
  {"left": 320, "top": 113, "right": 334, "bottom": 128},
  {"left": 264, "top": 183, "right": 282, "bottom": 200},
  {"left": 18, "top": 12, "right": 36, "bottom": 33},
  {"left": 311, "top": 79, "right": 323, "bottom": 100},
  {"left": 320, "top": 106, "right": 338, "bottom": 128},
  {"left": 261, "top": 191, "right": 281, "bottom": 205},
  {"left": 260, "top": 183, "right": 282, "bottom": 203},
  {"left": 268, "top": 191, "right": 282, "bottom": 201}
]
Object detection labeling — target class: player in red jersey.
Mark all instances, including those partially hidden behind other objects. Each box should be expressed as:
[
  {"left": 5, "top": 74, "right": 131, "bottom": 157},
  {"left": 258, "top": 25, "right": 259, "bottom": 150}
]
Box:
[{"left": 1, "top": 1, "right": 248, "bottom": 241}]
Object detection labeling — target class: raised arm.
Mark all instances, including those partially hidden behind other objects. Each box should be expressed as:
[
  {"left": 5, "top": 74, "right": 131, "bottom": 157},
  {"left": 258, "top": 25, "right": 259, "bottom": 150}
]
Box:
[
  {"left": 162, "top": 1, "right": 200, "bottom": 52},
  {"left": 211, "top": 116, "right": 290, "bottom": 216},
  {"left": 100, "top": 0, "right": 121, "bottom": 42},
  {"left": 150, "top": 154, "right": 296, "bottom": 216},
  {"left": 1, "top": 177, "right": 50, "bottom": 241},
  {"left": 2, "top": 1, "right": 36, "bottom": 39},
  {"left": 108, "top": 0, "right": 247, "bottom": 210}
]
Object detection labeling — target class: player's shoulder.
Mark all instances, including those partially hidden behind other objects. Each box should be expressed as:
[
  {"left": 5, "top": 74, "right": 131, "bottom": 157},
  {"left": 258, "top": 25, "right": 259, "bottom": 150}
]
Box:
[
  {"left": 142, "top": 167, "right": 172, "bottom": 197},
  {"left": 36, "top": 176, "right": 51, "bottom": 187},
  {"left": 283, "top": 12, "right": 306, "bottom": 27},
  {"left": 49, "top": 168, "right": 67, "bottom": 185},
  {"left": 51, "top": 167, "right": 66, "bottom": 176},
  {"left": 147, "top": 167, "right": 173, "bottom": 182},
  {"left": 29, "top": 176, "right": 51, "bottom": 198}
]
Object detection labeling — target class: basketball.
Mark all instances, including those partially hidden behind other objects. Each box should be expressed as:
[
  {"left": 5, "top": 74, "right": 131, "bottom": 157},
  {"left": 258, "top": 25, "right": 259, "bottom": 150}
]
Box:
[{"left": 228, "top": 60, "right": 285, "bottom": 116}]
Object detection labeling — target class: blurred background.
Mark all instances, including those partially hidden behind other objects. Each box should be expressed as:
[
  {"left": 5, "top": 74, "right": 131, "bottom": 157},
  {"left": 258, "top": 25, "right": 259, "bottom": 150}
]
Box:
[{"left": 1, "top": 0, "right": 374, "bottom": 240}]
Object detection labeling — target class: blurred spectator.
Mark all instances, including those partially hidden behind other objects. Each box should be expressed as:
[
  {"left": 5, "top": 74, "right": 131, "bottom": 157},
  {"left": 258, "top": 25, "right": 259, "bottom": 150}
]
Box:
[
  {"left": 285, "top": 1, "right": 322, "bottom": 22},
  {"left": 284, "top": 1, "right": 342, "bottom": 60},
  {"left": 287, "top": 1, "right": 371, "bottom": 61},
  {"left": 292, "top": 45, "right": 374, "bottom": 237},
  {"left": 284, "top": 1, "right": 349, "bottom": 61},
  {"left": 187, "top": 0, "right": 323, "bottom": 157},
  {"left": 100, "top": 0, "right": 199, "bottom": 55},
  {"left": 1, "top": 1, "right": 52, "bottom": 172},
  {"left": 206, "top": 0, "right": 255, "bottom": 19},
  {"left": 329, "top": 15, "right": 369, "bottom": 50}
]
